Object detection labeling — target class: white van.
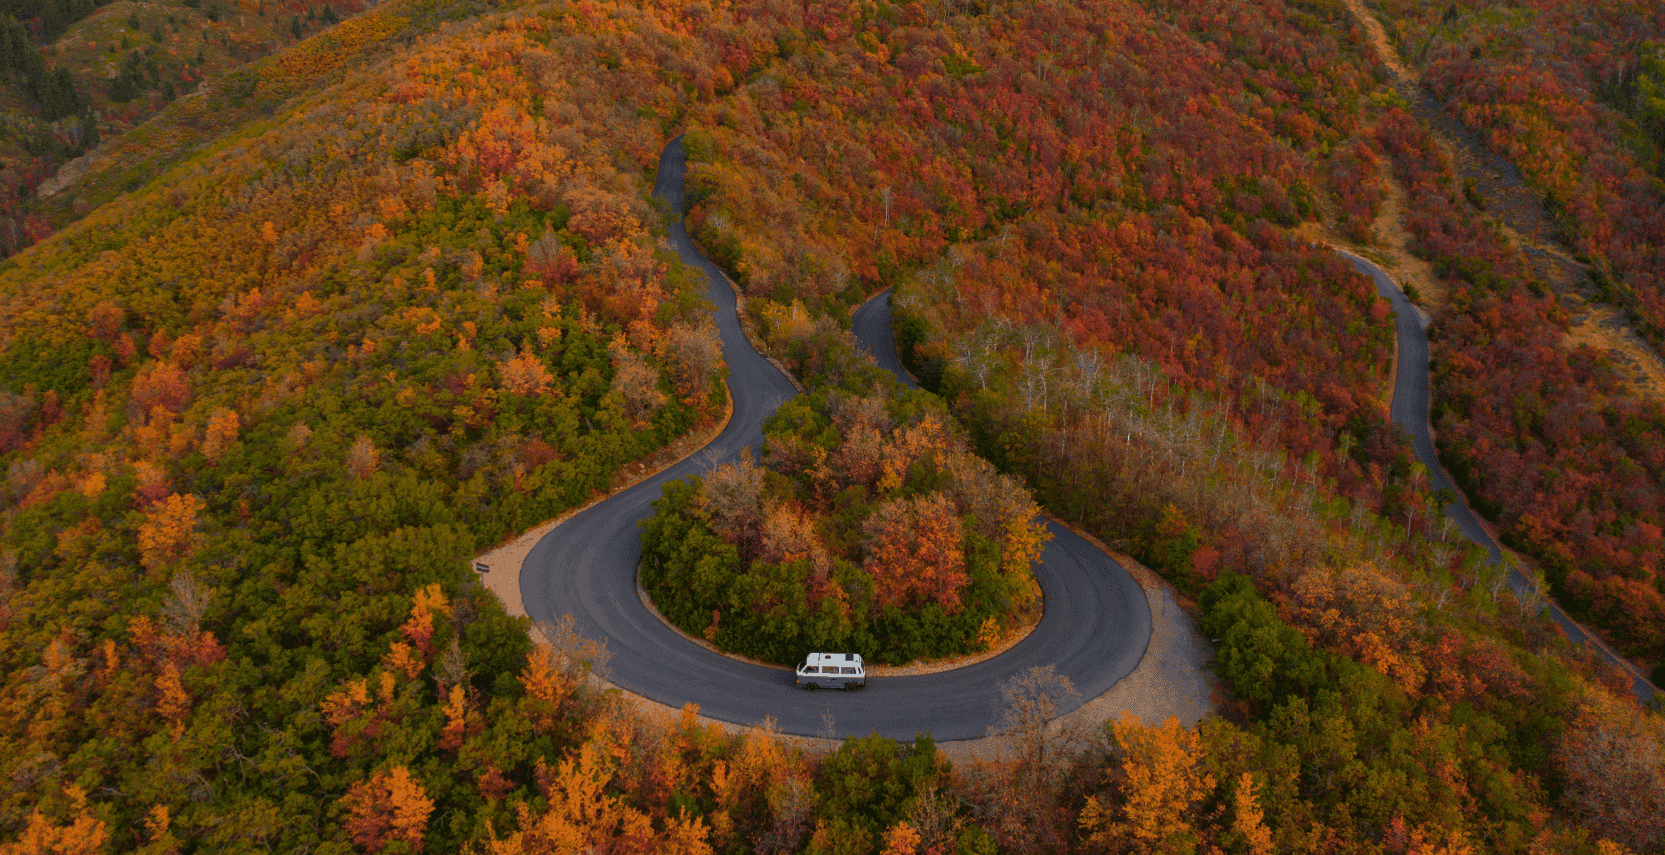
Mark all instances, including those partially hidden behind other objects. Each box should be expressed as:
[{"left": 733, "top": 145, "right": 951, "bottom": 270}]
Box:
[{"left": 796, "top": 652, "right": 865, "bottom": 690}]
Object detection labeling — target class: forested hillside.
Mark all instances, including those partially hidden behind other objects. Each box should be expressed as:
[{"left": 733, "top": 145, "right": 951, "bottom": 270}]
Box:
[
  {"left": 1, "top": 0, "right": 396, "bottom": 257},
  {"left": 1342, "top": 0, "right": 1665, "bottom": 670},
  {"left": 0, "top": 0, "right": 1660, "bottom": 852},
  {"left": 673, "top": 0, "right": 1665, "bottom": 679},
  {"left": 678, "top": 0, "right": 1401, "bottom": 519},
  {"left": 0, "top": 2, "right": 729, "bottom": 848},
  {"left": 673, "top": 0, "right": 1664, "bottom": 849},
  {"left": 1374, "top": 0, "right": 1665, "bottom": 340}
]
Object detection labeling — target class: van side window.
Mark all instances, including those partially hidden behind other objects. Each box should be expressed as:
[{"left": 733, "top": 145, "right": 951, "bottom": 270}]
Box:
[
  {"left": 802, "top": 666, "right": 818, "bottom": 674},
  {"left": 841, "top": 667, "right": 856, "bottom": 674}
]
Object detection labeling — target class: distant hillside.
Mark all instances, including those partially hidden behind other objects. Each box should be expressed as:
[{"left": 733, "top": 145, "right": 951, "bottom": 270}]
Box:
[{"left": 0, "top": 0, "right": 381, "bottom": 256}]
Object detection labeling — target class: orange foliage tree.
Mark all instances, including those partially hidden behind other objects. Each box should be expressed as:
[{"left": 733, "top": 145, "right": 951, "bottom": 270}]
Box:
[
  {"left": 136, "top": 494, "right": 206, "bottom": 573},
  {"left": 1080, "top": 715, "right": 1217, "bottom": 853},
  {"left": 862, "top": 493, "right": 969, "bottom": 613},
  {"left": 485, "top": 737, "right": 712, "bottom": 855},
  {"left": 0, "top": 786, "right": 109, "bottom": 855},
  {"left": 342, "top": 767, "right": 435, "bottom": 853},
  {"left": 200, "top": 407, "right": 239, "bottom": 462}
]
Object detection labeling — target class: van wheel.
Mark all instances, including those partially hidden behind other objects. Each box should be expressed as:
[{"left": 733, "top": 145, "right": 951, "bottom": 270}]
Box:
[{"left": 805, "top": 683, "right": 818, "bottom": 691}]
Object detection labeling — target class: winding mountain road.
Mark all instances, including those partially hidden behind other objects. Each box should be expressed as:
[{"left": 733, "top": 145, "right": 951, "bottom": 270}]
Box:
[
  {"left": 1341, "top": 252, "right": 1657, "bottom": 702},
  {"left": 517, "top": 137, "right": 1152, "bottom": 740},
  {"left": 518, "top": 134, "right": 1651, "bottom": 739}
]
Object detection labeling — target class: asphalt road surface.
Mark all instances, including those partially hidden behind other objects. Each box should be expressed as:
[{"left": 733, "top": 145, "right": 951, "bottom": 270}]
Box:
[
  {"left": 1341, "top": 251, "right": 1656, "bottom": 702},
  {"left": 851, "top": 288, "right": 920, "bottom": 391},
  {"left": 518, "top": 137, "right": 1153, "bottom": 740}
]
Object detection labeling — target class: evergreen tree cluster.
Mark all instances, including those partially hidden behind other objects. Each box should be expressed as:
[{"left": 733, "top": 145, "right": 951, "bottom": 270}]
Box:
[{"left": 0, "top": 14, "right": 86, "bottom": 120}]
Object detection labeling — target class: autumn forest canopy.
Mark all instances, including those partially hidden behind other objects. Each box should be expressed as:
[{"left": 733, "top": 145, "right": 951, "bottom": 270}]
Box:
[{"left": 1, "top": 0, "right": 1664, "bottom": 852}]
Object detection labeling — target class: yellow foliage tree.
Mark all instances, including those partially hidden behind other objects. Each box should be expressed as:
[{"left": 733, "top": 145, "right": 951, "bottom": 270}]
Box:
[
  {"left": 880, "top": 822, "right": 921, "bottom": 855},
  {"left": 862, "top": 492, "right": 968, "bottom": 612},
  {"left": 154, "top": 662, "right": 191, "bottom": 740},
  {"left": 517, "top": 644, "right": 571, "bottom": 732},
  {"left": 387, "top": 768, "right": 435, "bottom": 850},
  {"left": 384, "top": 642, "right": 424, "bottom": 681},
  {"left": 486, "top": 736, "right": 712, "bottom": 855},
  {"left": 346, "top": 435, "right": 380, "bottom": 480},
  {"left": 657, "top": 317, "right": 722, "bottom": 402},
  {"left": 322, "top": 678, "right": 371, "bottom": 728},
  {"left": 877, "top": 414, "right": 949, "bottom": 494},
  {"left": 137, "top": 493, "right": 206, "bottom": 572},
  {"left": 606, "top": 340, "right": 666, "bottom": 426},
  {"left": 401, "top": 583, "right": 451, "bottom": 656},
  {"left": 132, "top": 459, "right": 169, "bottom": 505},
  {"left": 760, "top": 299, "right": 815, "bottom": 347},
  {"left": 136, "top": 805, "right": 179, "bottom": 855},
  {"left": 1080, "top": 714, "right": 1216, "bottom": 854},
  {"left": 201, "top": 407, "right": 240, "bottom": 462},
  {"left": 1383, "top": 816, "right": 1475, "bottom": 855},
  {"left": 1287, "top": 564, "right": 1426, "bottom": 695},
  {"left": 758, "top": 502, "right": 832, "bottom": 582},
  {"left": 1231, "top": 773, "right": 1273, "bottom": 855},
  {"left": 500, "top": 349, "right": 554, "bottom": 397},
  {"left": 439, "top": 684, "right": 469, "bottom": 752},
  {"left": 76, "top": 470, "right": 106, "bottom": 499}
]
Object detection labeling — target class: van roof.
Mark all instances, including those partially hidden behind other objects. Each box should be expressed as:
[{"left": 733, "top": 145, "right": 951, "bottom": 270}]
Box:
[{"left": 806, "top": 652, "right": 863, "bottom": 664}]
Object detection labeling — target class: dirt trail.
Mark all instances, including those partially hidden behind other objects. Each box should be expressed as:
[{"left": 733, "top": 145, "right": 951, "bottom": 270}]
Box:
[
  {"left": 1565, "top": 305, "right": 1665, "bottom": 394},
  {"left": 1324, "top": 0, "right": 1446, "bottom": 314},
  {"left": 1337, "top": 0, "right": 1665, "bottom": 401},
  {"left": 1340, "top": 0, "right": 1414, "bottom": 82},
  {"left": 1371, "top": 165, "right": 1445, "bottom": 307}
]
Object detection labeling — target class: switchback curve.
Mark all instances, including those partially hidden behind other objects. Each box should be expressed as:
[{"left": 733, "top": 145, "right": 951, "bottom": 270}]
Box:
[{"left": 517, "top": 137, "right": 1153, "bottom": 741}]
